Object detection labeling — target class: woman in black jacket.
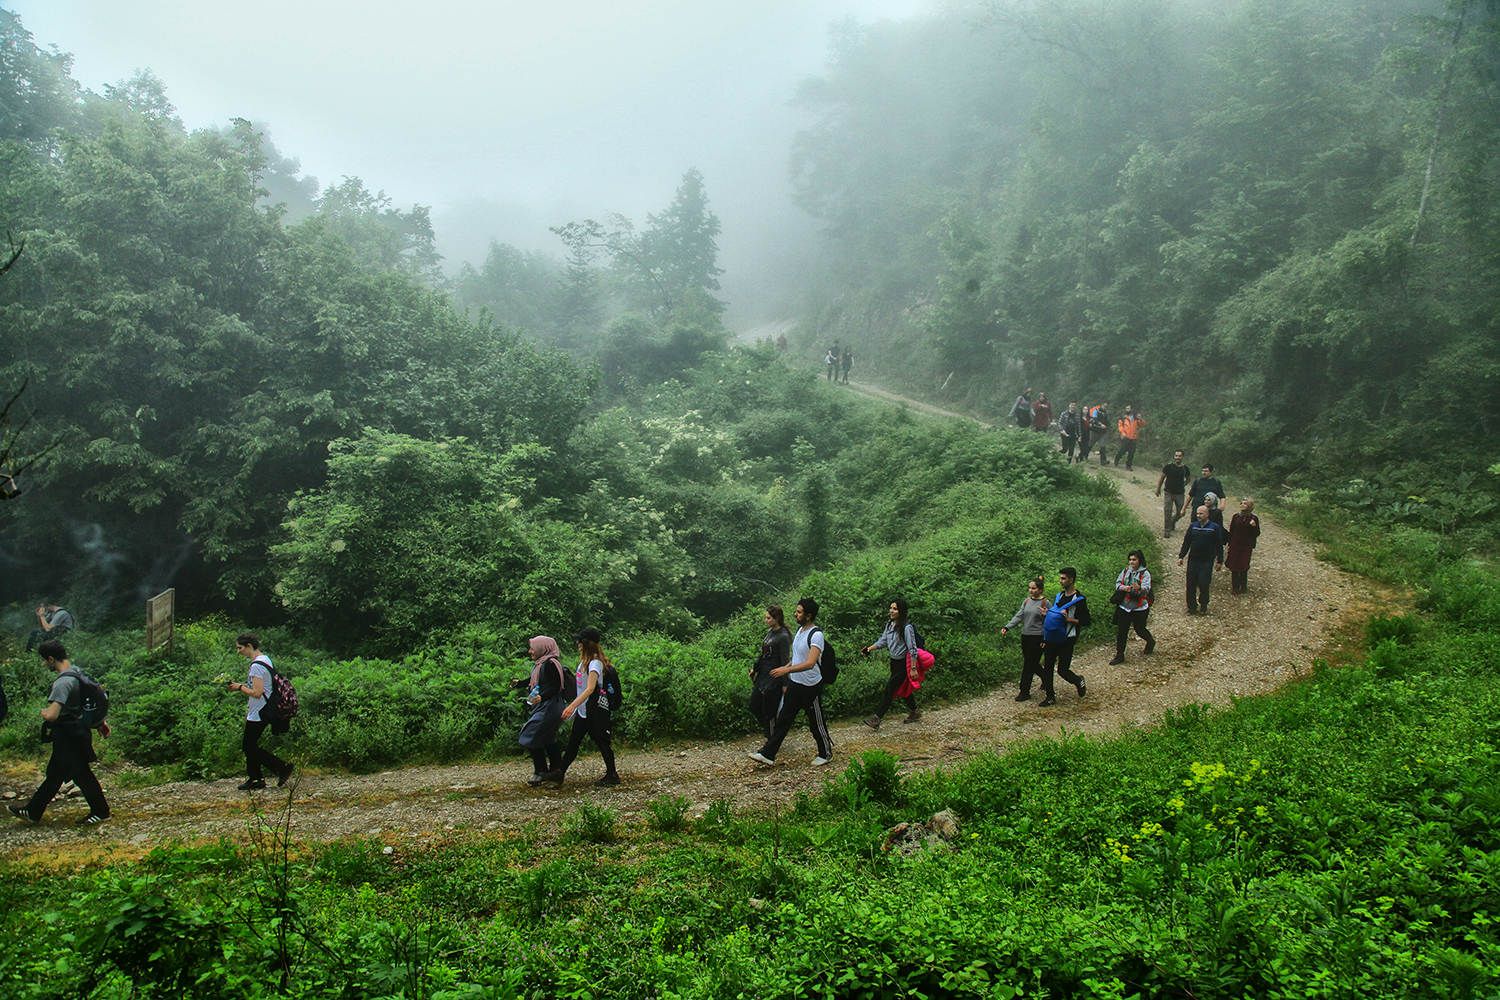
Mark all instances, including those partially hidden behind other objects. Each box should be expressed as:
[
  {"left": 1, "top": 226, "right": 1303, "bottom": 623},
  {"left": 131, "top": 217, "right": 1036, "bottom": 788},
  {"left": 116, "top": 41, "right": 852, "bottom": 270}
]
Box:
[
  {"left": 749, "top": 606, "right": 792, "bottom": 740},
  {"left": 519, "top": 636, "right": 573, "bottom": 786}
]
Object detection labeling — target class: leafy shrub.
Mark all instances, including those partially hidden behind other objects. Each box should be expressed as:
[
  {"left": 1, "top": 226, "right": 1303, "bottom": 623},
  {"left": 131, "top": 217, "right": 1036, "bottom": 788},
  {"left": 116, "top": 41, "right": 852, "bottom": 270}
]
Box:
[
  {"left": 564, "top": 801, "right": 617, "bottom": 844},
  {"left": 644, "top": 795, "right": 692, "bottom": 834}
]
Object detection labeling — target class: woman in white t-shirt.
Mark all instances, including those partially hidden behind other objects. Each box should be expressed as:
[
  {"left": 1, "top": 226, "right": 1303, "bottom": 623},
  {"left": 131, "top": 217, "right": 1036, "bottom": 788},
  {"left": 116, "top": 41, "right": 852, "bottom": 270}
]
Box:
[
  {"left": 226, "top": 632, "right": 293, "bottom": 791},
  {"left": 545, "top": 627, "right": 620, "bottom": 786}
]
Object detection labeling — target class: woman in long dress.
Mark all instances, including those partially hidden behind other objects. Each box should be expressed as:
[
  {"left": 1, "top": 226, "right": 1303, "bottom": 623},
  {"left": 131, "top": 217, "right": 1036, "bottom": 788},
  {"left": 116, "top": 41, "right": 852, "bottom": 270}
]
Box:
[{"left": 1225, "top": 498, "right": 1262, "bottom": 595}]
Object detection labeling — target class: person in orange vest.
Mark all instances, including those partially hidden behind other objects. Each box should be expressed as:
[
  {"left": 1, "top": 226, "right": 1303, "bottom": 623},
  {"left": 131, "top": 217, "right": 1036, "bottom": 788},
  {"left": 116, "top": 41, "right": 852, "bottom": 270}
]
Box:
[{"left": 1114, "top": 405, "right": 1144, "bottom": 471}]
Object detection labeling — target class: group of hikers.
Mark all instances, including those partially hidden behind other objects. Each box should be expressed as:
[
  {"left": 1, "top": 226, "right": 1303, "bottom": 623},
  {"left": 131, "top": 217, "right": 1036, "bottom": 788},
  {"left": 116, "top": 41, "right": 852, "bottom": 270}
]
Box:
[
  {"left": 1009, "top": 390, "right": 1145, "bottom": 471},
  {"left": 824, "top": 339, "right": 854, "bottom": 383}
]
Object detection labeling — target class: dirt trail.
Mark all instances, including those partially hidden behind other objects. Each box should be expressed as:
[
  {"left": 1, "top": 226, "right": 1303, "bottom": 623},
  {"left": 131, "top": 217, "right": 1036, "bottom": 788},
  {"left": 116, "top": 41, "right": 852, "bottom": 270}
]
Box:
[{"left": 1, "top": 398, "right": 1384, "bottom": 858}]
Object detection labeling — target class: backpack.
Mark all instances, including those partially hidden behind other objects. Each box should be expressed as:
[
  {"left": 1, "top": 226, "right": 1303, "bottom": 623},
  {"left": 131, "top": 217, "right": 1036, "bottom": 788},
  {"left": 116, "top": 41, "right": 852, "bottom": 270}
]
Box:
[
  {"left": 600, "top": 662, "right": 623, "bottom": 712},
  {"left": 62, "top": 667, "right": 109, "bottom": 731},
  {"left": 811, "top": 627, "right": 839, "bottom": 686},
  {"left": 1042, "top": 595, "right": 1086, "bottom": 644},
  {"left": 255, "top": 656, "right": 300, "bottom": 727}
]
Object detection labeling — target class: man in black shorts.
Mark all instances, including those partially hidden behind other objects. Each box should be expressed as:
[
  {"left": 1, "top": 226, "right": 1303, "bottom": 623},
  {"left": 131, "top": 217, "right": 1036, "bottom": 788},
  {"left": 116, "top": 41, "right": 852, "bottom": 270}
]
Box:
[{"left": 1155, "top": 450, "right": 1191, "bottom": 536}]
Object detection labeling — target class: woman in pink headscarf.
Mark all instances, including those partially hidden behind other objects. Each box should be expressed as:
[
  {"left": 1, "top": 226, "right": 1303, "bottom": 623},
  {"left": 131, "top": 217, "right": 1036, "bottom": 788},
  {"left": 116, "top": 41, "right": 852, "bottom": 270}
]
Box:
[{"left": 518, "top": 636, "right": 574, "bottom": 786}]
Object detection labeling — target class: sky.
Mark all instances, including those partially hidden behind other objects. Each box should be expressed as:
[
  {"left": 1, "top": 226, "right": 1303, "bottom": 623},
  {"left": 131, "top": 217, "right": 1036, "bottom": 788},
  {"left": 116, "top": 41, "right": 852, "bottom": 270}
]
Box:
[{"left": 9, "top": 0, "right": 933, "bottom": 323}]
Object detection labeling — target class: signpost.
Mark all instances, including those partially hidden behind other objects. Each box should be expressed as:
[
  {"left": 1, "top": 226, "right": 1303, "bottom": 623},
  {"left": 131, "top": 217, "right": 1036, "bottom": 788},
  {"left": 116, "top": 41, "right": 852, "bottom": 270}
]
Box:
[{"left": 146, "top": 588, "right": 174, "bottom": 653}]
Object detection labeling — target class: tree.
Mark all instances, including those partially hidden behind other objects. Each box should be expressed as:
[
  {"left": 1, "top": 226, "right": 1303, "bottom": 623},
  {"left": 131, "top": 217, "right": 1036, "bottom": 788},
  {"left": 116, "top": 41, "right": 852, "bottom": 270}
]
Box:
[{"left": 640, "top": 167, "right": 724, "bottom": 315}]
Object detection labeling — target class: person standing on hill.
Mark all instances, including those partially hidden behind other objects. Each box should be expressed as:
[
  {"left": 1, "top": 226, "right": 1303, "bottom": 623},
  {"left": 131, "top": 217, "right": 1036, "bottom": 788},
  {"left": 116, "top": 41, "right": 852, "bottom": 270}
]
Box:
[
  {"left": 1031, "top": 393, "right": 1053, "bottom": 433},
  {"left": 1188, "top": 464, "right": 1225, "bottom": 515},
  {"left": 1088, "top": 403, "right": 1111, "bottom": 463},
  {"left": 860, "top": 599, "right": 923, "bottom": 729},
  {"left": 841, "top": 347, "right": 854, "bottom": 384},
  {"left": 519, "top": 636, "right": 573, "bottom": 786},
  {"left": 228, "top": 633, "right": 294, "bottom": 791},
  {"left": 549, "top": 627, "right": 620, "bottom": 786},
  {"left": 1001, "top": 577, "right": 1050, "bottom": 702},
  {"left": 8, "top": 639, "right": 111, "bottom": 825},
  {"left": 1178, "top": 506, "right": 1226, "bottom": 615},
  {"left": 1225, "top": 498, "right": 1262, "bottom": 594},
  {"left": 825, "top": 345, "right": 839, "bottom": 380},
  {"left": 1156, "top": 450, "right": 1191, "bottom": 536},
  {"left": 1058, "top": 403, "right": 1082, "bottom": 463},
  {"left": 1009, "top": 389, "right": 1034, "bottom": 429},
  {"left": 749, "top": 606, "right": 792, "bottom": 740},
  {"left": 1110, "top": 550, "right": 1155, "bottom": 664},
  {"left": 750, "top": 598, "right": 833, "bottom": 767},
  {"left": 1040, "top": 568, "right": 1091, "bottom": 706},
  {"left": 1114, "top": 406, "right": 1144, "bottom": 470}
]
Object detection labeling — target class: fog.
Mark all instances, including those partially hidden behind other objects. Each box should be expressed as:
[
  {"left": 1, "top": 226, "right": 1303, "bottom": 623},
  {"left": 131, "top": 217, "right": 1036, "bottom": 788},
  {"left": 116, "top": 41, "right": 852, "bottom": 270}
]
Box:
[{"left": 9, "top": 0, "right": 932, "bottom": 324}]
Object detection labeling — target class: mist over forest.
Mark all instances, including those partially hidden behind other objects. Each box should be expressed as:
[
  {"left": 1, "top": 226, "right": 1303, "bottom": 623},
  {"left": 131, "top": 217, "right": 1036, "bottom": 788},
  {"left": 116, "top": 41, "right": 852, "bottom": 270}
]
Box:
[{"left": 1, "top": 0, "right": 1498, "bottom": 638}]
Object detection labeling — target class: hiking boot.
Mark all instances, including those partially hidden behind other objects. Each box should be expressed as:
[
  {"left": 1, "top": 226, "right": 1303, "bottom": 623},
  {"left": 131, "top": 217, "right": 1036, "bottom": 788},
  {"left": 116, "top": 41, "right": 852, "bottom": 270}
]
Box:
[
  {"left": 75, "top": 813, "right": 110, "bottom": 826},
  {"left": 811, "top": 756, "right": 832, "bottom": 767},
  {"left": 748, "top": 752, "right": 776, "bottom": 766},
  {"left": 237, "top": 779, "right": 266, "bottom": 791},
  {"left": 902, "top": 711, "right": 922, "bottom": 724},
  {"left": 863, "top": 715, "right": 881, "bottom": 730},
  {"left": 595, "top": 773, "right": 621, "bottom": 786},
  {"left": 1076, "top": 679, "right": 1087, "bottom": 699},
  {"left": 1039, "top": 697, "right": 1057, "bottom": 707},
  {"left": 276, "top": 764, "right": 296, "bottom": 788},
  {"left": 1015, "top": 692, "right": 1030, "bottom": 702},
  {"left": 1109, "top": 655, "right": 1125, "bottom": 665},
  {"left": 1143, "top": 641, "right": 1155, "bottom": 655},
  {"left": 7, "top": 804, "right": 36, "bottom": 824}
]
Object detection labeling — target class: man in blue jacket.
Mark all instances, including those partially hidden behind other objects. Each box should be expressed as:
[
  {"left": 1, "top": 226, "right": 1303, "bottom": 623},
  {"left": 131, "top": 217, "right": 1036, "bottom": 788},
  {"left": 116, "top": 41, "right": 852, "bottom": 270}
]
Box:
[{"left": 1177, "top": 506, "right": 1226, "bottom": 615}]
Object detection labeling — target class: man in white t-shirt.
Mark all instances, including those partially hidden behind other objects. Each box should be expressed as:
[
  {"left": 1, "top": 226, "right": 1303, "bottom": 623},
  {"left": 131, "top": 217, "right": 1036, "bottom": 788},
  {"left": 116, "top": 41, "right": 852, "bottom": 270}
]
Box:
[{"left": 749, "top": 598, "right": 833, "bottom": 766}]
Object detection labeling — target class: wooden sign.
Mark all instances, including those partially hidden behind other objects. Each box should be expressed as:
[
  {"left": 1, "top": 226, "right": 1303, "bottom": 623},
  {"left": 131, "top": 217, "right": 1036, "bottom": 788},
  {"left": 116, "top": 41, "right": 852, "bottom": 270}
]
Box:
[{"left": 146, "top": 588, "right": 175, "bottom": 652}]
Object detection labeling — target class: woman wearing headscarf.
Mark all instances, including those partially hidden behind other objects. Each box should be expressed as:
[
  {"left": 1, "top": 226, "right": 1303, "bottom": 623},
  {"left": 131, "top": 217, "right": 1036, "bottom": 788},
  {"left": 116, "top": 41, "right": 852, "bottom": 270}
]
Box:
[
  {"left": 1204, "top": 493, "right": 1225, "bottom": 529},
  {"left": 1225, "top": 498, "right": 1262, "bottom": 595},
  {"left": 519, "top": 636, "right": 573, "bottom": 786}
]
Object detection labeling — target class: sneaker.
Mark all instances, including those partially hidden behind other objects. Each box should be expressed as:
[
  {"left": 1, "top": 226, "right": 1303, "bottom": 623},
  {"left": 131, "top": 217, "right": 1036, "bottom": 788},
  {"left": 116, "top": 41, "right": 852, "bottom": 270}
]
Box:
[
  {"left": 1143, "top": 641, "right": 1155, "bottom": 655},
  {"left": 276, "top": 764, "right": 296, "bottom": 788},
  {"left": 526, "top": 773, "right": 546, "bottom": 786},
  {"left": 1039, "top": 697, "right": 1057, "bottom": 707},
  {"left": 237, "top": 779, "right": 266, "bottom": 791},
  {"left": 595, "top": 773, "right": 621, "bottom": 786},
  {"left": 75, "top": 813, "right": 110, "bottom": 826},
  {"left": 1185, "top": 608, "right": 1196, "bottom": 615},
  {"left": 1076, "top": 679, "right": 1087, "bottom": 699},
  {"left": 863, "top": 715, "right": 881, "bottom": 730},
  {"left": 1015, "top": 692, "right": 1030, "bottom": 702},
  {"left": 7, "top": 804, "right": 36, "bottom": 824},
  {"left": 811, "top": 756, "right": 832, "bottom": 767},
  {"left": 1108, "top": 655, "right": 1125, "bottom": 665},
  {"left": 902, "top": 711, "right": 922, "bottom": 724},
  {"left": 748, "top": 752, "right": 776, "bottom": 766}
]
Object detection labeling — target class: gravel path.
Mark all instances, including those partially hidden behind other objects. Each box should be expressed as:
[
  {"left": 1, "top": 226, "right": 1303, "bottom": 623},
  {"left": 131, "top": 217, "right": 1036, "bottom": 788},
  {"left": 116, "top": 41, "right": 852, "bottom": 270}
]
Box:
[{"left": 0, "top": 426, "right": 1382, "bottom": 859}]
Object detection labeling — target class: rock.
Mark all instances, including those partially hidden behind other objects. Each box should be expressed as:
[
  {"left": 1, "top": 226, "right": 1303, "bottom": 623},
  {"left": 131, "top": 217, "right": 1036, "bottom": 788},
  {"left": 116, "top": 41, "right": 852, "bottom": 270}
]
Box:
[
  {"left": 1, "top": 791, "right": 15, "bottom": 800},
  {"left": 883, "top": 810, "right": 961, "bottom": 856},
  {"left": 381, "top": 846, "right": 394, "bottom": 855}
]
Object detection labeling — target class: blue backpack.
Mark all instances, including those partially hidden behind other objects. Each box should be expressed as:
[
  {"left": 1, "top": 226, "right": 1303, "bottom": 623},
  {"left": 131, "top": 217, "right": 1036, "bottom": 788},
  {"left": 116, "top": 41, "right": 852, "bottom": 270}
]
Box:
[{"left": 1042, "top": 595, "right": 1085, "bottom": 643}]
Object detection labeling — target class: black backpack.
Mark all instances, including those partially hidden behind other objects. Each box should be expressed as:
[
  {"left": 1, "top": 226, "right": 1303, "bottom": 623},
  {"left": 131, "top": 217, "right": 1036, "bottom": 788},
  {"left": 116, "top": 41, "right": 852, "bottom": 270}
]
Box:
[
  {"left": 62, "top": 667, "right": 109, "bottom": 732},
  {"left": 813, "top": 628, "right": 839, "bottom": 686},
  {"left": 600, "top": 663, "right": 623, "bottom": 711}
]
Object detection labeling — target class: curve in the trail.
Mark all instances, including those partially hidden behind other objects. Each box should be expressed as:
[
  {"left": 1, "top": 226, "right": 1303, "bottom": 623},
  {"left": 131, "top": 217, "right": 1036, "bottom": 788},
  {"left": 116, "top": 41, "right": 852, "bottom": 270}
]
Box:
[{"left": 0, "top": 383, "right": 1382, "bottom": 857}]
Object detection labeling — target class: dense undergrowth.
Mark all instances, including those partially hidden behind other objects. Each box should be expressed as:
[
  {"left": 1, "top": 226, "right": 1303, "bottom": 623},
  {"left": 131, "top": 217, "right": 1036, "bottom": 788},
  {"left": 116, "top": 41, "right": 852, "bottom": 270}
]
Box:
[{"left": 1, "top": 526, "right": 1497, "bottom": 998}]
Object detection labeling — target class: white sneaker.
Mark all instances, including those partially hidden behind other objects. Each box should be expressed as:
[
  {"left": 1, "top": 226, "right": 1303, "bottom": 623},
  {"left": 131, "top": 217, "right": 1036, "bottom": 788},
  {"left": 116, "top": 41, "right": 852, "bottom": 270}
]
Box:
[
  {"left": 811, "top": 756, "right": 832, "bottom": 767},
  {"left": 748, "top": 752, "right": 776, "bottom": 765}
]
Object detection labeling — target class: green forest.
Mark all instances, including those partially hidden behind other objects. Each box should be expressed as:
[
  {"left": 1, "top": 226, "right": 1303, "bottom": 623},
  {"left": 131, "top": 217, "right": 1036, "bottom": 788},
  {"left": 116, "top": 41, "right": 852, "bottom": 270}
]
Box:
[{"left": 1, "top": 0, "right": 1499, "bottom": 997}]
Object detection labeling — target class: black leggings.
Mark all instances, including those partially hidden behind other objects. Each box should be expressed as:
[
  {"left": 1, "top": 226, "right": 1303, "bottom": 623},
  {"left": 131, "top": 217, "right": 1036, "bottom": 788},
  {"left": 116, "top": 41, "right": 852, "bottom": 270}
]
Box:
[
  {"left": 560, "top": 709, "right": 616, "bottom": 777},
  {"left": 25, "top": 731, "right": 108, "bottom": 819},
  {"left": 1017, "top": 634, "right": 1045, "bottom": 697},
  {"left": 1042, "top": 642, "right": 1083, "bottom": 695},
  {"left": 243, "top": 718, "right": 290, "bottom": 782},
  {"left": 1115, "top": 611, "right": 1153, "bottom": 656},
  {"left": 874, "top": 657, "right": 916, "bottom": 719}
]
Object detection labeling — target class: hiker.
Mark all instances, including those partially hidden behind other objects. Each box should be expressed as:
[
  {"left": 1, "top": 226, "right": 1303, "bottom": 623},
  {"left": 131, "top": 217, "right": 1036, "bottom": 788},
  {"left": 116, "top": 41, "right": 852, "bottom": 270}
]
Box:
[
  {"left": 776, "top": 333, "right": 787, "bottom": 355},
  {"left": 519, "top": 636, "right": 573, "bottom": 786},
  {"left": 1088, "top": 403, "right": 1111, "bottom": 463},
  {"left": 1178, "top": 506, "right": 1226, "bottom": 615},
  {"left": 860, "top": 598, "right": 923, "bottom": 730},
  {"left": 825, "top": 340, "right": 840, "bottom": 380},
  {"left": 548, "top": 627, "right": 620, "bottom": 786},
  {"left": 1187, "top": 464, "right": 1225, "bottom": 516},
  {"left": 1114, "top": 406, "right": 1144, "bottom": 470},
  {"left": 841, "top": 347, "right": 854, "bottom": 383},
  {"left": 1001, "top": 577, "right": 1050, "bottom": 703},
  {"left": 228, "top": 633, "right": 294, "bottom": 791},
  {"left": 1156, "top": 450, "right": 1191, "bottom": 536},
  {"left": 8, "top": 639, "right": 111, "bottom": 825},
  {"left": 749, "top": 606, "right": 792, "bottom": 740},
  {"left": 1058, "top": 403, "right": 1082, "bottom": 463},
  {"left": 749, "top": 598, "right": 833, "bottom": 767},
  {"left": 1225, "top": 498, "right": 1262, "bottom": 595},
  {"left": 1031, "top": 392, "right": 1053, "bottom": 433},
  {"left": 25, "top": 601, "right": 74, "bottom": 652},
  {"left": 1110, "top": 550, "right": 1155, "bottom": 664},
  {"left": 1204, "top": 493, "right": 1225, "bottom": 529},
  {"left": 1040, "top": 568, "right": 1091, "bottom": 706},
  {"left": 1009, "top": 389, "right": 1033, "bottom": 429}
]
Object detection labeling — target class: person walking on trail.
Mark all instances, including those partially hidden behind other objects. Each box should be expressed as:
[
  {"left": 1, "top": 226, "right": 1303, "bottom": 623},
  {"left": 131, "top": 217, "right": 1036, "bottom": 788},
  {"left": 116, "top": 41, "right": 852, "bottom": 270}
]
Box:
[
  {"left": 825, "top": 340, "right": 840, "bottom": 380},
  {"left": 1001, "top": 577, "right": 1050, "bottom": 703},
  {"left": 1178, "top": 506, "right": 1226, "bottom": 615},
  {"left": 776, "top": 333, "right": 787, "bottom": 355},
  {"left": 8, "top": 639, "right": 111, "bottom": 825},
  {"left": 25, "top": 601, "right": 74, "bottom": 652},
  {"left": 1040, "top": 568, "right": 1091, "bottom": 706},
  {"left": 1110, "top": 550, "right": 1155, "bottom": 665},
  {"left": 1114, "top": 406, "right": 1144, "bottom": 470},
  {"left": 1087, "top": 403, "right": 1111, "bottom": 463},
  {"left": 749, "top": 606, "right": 792, "bottom": 740},
  {"left": 1187, "top": 464, "right": 1225, "bottom": 516},
  {"left": 841, "top": 347, "right": 854, "bottom": 384},
  {"left": 1009, "top": 389, "right": 1034, "bottom": 428},
  {"left": 520, "top": 636, "right": 573, "bottom": 786},
  {"left": 1225, "top": 498, "right": 1262, "bottom": 595},
  {"left": 749, "top": 598, "right": 833, "bottom": 767},
  {"left": 860, "top": 598, "right": 924, "bottom": 729},
  {"left": 228, "top": 633, "right": 294, "bottom": 791},
  {"left": 1031, "top": 393, "right": 1053, "bottom": 433},
  {"left": 1058, "top": 403, "right": 1082, "bottom": 463},
  {"left": 548, "top": 627, "right": 620, "bottom": 786},
  {"left": 1156, "top": 450, "right": 1191, "bottom": 536}
]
